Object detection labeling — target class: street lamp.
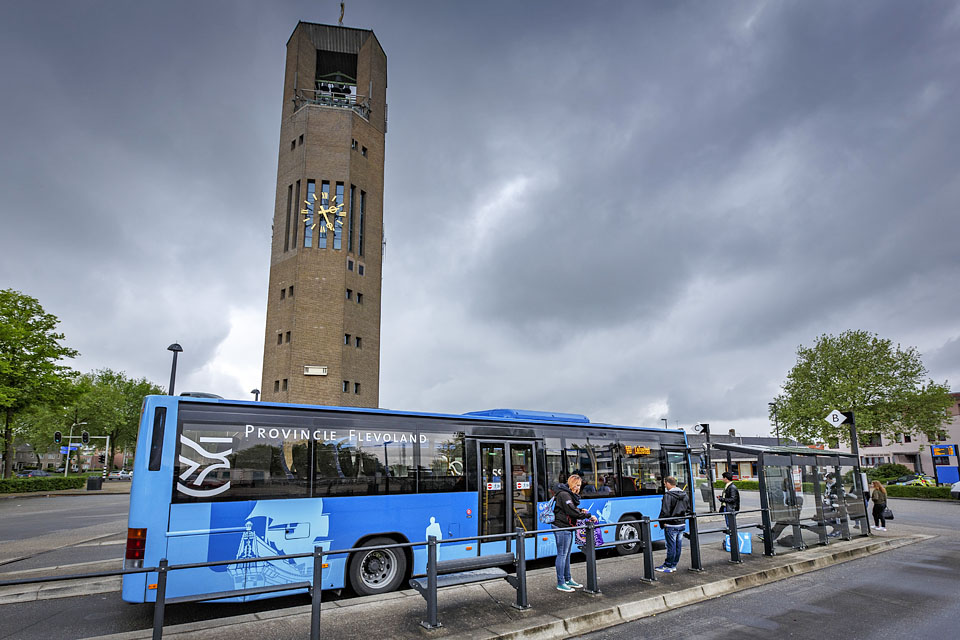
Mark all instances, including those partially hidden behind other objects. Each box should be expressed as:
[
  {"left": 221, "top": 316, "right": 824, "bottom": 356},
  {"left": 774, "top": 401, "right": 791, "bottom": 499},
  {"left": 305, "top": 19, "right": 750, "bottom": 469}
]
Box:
[
  {"left": 167, "top": 343, "right": 183, "bottom": 396},
  {"left": 250, "top": 388, "right": 261, "bottom": 401},
  {"left": 768, "top": 402, "right": 780, "bottom": 446},
  {"left": 661, "top": 418, "right": 668, "bottom": 429}
]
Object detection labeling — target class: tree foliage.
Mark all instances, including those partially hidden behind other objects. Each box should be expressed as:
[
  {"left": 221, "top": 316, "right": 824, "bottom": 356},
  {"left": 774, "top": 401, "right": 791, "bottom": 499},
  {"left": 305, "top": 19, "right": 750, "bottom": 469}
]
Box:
[
  {"left": 1, "top": 289, "right": 78, "bottom": 477},
  {"left": 13, "top": 369, "right": 164, "bottom": 471},
  {"left": 770, "top": 330, "right": 953, "bottom": 446}
]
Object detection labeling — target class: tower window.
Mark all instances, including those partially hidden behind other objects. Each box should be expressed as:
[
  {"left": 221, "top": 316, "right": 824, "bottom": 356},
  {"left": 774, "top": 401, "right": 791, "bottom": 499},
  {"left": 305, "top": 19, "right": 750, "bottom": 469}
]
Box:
[
  {"left": 284, "top": 184, "right": 292, "bottom": 252},
  {"left": 355, "top": 336, "right": 362, "bottom": 348},
  {"left": 280, "top": 288, "right": 286, "bottom": 300},
  {"left": 346, "top": 289, "right": 352, "bottom": 300},
  {"left": 348, "top": 185, "right": 356, "bottom": 253},
  {"left": 361, "top": 146, "right": 367, "bottom": 157},
  {"left": 354, "top": 382, "right": 361, "bottom": 394},
  {"left": 292, "top": 180, "right": 300, "bottom": 247},
  {"left": 277, "top": 333, "right": 283, "bottom": 345},
  {"left": 285, "top": 331, "right": 291, "bottom": 343},
  {"left": 356, "top": 292, "right": 363, "bottom": 304},
  {"left": 282, "top": 379, "right": 288, "bottom": 391},
  {"left": 351, "top": 139, "right": 358, "bottom": 150},
  {"left": 359, "top": 190, "right": 366, "bottom": 257},
  {"left": 299, "top": 134, "right": 304, "bottom": 145},
  {"left": 342, "top": 380, "right": 350, "bottom": 393},
  {"left": 274, "top": 380, "right": 280, "bottom": 393},
  {"left": 291, "top": 140, "right": 296, "bottom": 151},
  {"left": 318, "top": 181, "right": 330, "bottom": 249},
  {"left": 303, "top": 180, "right": 315, "bottom": 248},
  {"left": 358, "top": 264, "right": 365, "bottom": 276},
  {"left": 289, "top": 285, "right": 294, "bottom": 297},
  {"left": 347, "top": 258, "right": 354, "bottom": 271},
  {"left": 334, "top": 182, "right": 344, "bottom": 250},
  {"left": 344, "top": 333, "right": 351, "bottom": 345}
]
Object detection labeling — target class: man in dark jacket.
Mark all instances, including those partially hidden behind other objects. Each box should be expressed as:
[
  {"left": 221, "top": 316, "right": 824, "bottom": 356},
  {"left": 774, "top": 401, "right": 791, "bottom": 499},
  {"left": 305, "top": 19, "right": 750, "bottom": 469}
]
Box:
[
  {"left": 656, "top": 476, "right": 690, "bottom": 573},
  {"left": 717, "top": 471, "right": 740, "bottom": 533}
]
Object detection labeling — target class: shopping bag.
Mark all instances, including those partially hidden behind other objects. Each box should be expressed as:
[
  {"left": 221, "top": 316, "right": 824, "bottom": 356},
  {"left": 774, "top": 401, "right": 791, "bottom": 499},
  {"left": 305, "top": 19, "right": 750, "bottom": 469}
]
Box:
[
  {"left": 723, "top": 532, "right": 753, "bottom": 554},
  {"left": 574, "top": 520, "right": 604, "bottom": 548}
]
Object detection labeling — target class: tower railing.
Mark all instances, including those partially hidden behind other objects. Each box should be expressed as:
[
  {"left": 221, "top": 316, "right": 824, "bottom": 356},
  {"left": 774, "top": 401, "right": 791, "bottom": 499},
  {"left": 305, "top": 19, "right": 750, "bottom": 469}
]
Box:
[{"left": 293, "top": 89, "right": 371, "bottom": 119}]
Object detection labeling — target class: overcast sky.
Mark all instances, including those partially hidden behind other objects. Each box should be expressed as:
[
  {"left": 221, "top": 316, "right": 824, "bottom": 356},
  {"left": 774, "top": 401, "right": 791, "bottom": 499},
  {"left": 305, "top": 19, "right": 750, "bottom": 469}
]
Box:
[{"left": 2, "top": 1, "right": 958, "bottom": 436}]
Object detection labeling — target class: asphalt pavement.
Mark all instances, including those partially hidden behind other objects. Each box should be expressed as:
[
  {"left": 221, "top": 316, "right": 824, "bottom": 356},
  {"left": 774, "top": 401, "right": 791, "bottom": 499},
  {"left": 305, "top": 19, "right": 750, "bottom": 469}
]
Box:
[{"left": 0, "top": 487, "right": 955, "bottom": 640}]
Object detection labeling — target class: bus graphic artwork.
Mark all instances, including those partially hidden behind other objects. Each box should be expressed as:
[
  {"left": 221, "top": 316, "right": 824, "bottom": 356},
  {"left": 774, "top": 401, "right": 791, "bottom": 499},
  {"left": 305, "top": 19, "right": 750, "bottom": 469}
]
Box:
[
  {"left": 229, "top": 500, "right": 332, "bottom": 592},
  {"left": 177, "top": 435, "right": 232, "bottom": 498}
]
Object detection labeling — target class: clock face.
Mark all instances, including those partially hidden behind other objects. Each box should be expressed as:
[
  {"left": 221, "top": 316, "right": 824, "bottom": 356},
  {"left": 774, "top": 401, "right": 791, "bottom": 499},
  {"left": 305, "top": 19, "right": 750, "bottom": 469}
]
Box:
[{"left": 301, "top": 191, "right": 345, "bottom": 232}]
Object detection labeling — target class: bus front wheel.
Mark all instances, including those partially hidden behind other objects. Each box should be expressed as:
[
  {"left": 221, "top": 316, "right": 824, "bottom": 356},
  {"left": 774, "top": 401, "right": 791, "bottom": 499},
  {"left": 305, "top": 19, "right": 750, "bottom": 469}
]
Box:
[
  {"left": 616, "top": 518, "right": 642, "bottom": 556},
  {"left": 348, "top": 537, "right": 407, "bottom": 595}
]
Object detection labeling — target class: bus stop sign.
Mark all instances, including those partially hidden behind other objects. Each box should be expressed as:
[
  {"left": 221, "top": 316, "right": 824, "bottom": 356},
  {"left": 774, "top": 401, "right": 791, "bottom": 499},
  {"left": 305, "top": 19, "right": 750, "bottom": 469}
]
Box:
[{"left": 824, "top": 410, "right": 848, "bottom": 426}]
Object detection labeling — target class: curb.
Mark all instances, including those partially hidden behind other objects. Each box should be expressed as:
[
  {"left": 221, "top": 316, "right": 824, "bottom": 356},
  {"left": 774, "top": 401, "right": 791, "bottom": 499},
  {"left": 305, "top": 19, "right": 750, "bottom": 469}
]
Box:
[{"left": 80, "top": 534, "right": 928, "bottom": 640}]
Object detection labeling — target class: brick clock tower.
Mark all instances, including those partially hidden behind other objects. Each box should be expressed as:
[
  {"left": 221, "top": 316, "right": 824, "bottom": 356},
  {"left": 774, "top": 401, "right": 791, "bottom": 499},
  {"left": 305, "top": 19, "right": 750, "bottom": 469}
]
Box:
[{"left": 261, "top": 22, "right": 386, "bottom": 407}]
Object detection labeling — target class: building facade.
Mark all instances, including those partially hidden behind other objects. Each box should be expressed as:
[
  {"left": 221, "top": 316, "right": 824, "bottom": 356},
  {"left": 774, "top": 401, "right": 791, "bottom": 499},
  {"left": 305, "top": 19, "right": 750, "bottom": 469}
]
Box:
[
  {"left": 835, "top": 392, "right": 960, "bottom": 483},
  {"left": 261, "top": 23, "right": 387, "bottom": 407}
]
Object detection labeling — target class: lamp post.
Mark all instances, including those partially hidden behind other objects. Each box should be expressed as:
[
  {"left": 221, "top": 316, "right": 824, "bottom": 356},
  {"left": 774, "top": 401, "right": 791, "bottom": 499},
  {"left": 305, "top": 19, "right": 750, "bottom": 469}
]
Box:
[
  {"left": 768, "top": 402, "right": 780, "bottom": 446},
  {"left": 661, "top": 418, "right": 668, "bottom": 430},
  {"left": 250, "top": 388, "right": 261, "bottom": 402},
  {"left": 167, "top": 343, "right": 183, "bottom": 396}
]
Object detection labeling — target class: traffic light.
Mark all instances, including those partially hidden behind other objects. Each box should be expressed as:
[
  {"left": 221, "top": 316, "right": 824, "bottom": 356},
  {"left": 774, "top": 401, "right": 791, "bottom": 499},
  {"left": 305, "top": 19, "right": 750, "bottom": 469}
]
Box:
[
  {"left": 54, "top": 431, "right": 62, "bottom": 444},
  {"left": 81, "top": 431, "right": 89, "bottom": 445},
  {"left": 98, "top": 453, "right": 105, "bottom": 464}
]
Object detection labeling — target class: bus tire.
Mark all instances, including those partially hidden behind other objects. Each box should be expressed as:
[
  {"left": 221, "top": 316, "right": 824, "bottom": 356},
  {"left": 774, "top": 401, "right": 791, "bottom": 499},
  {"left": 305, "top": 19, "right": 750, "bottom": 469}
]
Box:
[
  {"left": 348, "top": 537, "right": 407, "bottom": 595},
  {"left": 616, "top": 517, "right": 642, "bottom": 556}
]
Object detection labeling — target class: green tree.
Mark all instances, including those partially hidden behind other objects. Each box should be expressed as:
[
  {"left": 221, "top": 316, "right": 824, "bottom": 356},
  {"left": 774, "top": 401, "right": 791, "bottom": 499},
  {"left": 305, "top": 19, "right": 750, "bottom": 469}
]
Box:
[
  {"left": 770, "top": 330, "right": 953, "bottom": 447},
  {"left": 0, "top": 289, "right": 78, "bottom": 477}
]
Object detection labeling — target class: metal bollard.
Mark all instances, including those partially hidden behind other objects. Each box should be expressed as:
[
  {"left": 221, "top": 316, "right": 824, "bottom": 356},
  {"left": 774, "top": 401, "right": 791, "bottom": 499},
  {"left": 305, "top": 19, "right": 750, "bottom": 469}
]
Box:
[
  {"left": 583, "top": 520, "right": 601, "bottom": 595},
  {"left": 152, "top": 559, "right": 169, "bottom": 640},
  {"left": 420, "top": 536, "right": 441, "bottom": 629},
  {"left": 640, "top": 517, "right": 656, "bottom": 583},
  {"left": 310, "top": 546, "right": 323, "bottom": 640},
  {"left": 687, "top": 515, "right": 704, "bottom": 572},
  {"left": 727, "top": 512, "right": 742, "bottom": 564},
  {"left": 512, "top": 528, "right": 530, "bottom": 610}
]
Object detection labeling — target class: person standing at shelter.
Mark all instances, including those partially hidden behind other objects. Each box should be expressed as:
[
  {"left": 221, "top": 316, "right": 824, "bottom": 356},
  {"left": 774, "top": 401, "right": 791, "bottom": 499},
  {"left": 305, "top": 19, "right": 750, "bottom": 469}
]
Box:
[
  {"left": 870, "top": 480, "right": 888, "bottom": 531},
  {"left": 717, "top": 471, "right": 740, "bottom": 533},
  {"left": 656, "top": 476, "right": 691, "bottom": 573},
  {"left": 552, "top": 474, "right": 596, "bottom": 591}
]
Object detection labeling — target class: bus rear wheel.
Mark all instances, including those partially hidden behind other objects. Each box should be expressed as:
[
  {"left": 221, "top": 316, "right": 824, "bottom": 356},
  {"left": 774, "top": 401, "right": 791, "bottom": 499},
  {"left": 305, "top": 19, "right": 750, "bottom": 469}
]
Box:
[
  {"left": 348, "top": 537, "right": 407, "bottom": 595},
  {"left": 616, "top": 518, "right": 641, "bottom": 556}
]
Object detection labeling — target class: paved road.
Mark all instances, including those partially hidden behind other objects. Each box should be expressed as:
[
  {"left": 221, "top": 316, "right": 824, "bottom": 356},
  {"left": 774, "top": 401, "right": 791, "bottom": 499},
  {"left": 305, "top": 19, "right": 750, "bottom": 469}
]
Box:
[
  {"left": 574, "top": 498, "right": 960, "bottom": 639},
  {"left": 0, "top": 495, "right": 129, "bottom": 542}
]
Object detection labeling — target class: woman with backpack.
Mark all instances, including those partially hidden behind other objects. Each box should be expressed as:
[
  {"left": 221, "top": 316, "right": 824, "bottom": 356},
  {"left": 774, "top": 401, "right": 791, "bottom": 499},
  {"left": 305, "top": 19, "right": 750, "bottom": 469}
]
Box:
[{"left": 552, "top": 474, "right": 597, "bottom": 592}]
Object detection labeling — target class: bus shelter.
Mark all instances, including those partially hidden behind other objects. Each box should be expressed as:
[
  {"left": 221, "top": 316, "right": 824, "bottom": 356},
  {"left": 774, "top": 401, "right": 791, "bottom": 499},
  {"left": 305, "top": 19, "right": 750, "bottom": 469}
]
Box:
[{"left": 711, "top": 443, "right": 870, "bottom": 552}]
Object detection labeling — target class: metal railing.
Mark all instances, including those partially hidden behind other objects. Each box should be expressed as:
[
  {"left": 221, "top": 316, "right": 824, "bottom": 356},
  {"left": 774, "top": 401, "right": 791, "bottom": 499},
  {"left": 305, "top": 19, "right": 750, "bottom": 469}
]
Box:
[
  {"left": 2, "top": 505, "right": 868, "bottom": 637},
  {"left": 293, "top": 89, "right": 371, "bottom": 118}
]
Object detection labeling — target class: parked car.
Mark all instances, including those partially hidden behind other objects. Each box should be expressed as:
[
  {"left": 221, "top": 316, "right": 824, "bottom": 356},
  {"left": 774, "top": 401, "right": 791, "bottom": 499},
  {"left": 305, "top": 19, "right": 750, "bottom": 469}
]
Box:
[
  {"left": 890, "top": 474, "right": 935, "bottom": 486},
  {"left": 17, "top": 470, "right": 51, "bottom": 478}
]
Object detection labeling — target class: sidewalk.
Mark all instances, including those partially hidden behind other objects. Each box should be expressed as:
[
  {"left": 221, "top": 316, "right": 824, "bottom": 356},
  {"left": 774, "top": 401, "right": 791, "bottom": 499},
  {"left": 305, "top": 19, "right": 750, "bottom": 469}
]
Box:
[
  {"left": 84, "top": 529, "right": 926, "bottom": 640},
  {"left": 0, "top": 480, "right": 132, "bottom": 500}
]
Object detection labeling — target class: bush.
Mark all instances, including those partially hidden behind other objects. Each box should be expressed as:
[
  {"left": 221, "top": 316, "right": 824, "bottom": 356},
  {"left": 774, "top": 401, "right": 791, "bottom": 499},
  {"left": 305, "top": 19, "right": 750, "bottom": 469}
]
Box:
[
  {"left": 0, "top": 476, "right": 86, "bottom": 493},
  {"left": 713, "top": 480, "right": 760, "bottom": 491},
  {"left": 866, "top": 463, "right": 913, "bottom": 484},
  {"left": 884, "top": 484, "right": 953, "bottom": 499}
]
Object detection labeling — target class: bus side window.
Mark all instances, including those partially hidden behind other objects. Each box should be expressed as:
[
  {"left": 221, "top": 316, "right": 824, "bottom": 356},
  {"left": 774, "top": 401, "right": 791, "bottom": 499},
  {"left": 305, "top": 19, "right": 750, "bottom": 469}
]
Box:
[
  {"left": 620, "top": 443, "right": 662, "bottom": 496},
  {"left": 148, "top": 407, "right": 166, "bottom": 471}
]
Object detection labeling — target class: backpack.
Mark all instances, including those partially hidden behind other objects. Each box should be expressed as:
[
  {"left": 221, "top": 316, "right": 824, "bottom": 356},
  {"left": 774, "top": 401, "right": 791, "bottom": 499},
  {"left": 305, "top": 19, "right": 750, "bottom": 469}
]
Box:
[{"left": 538, "top": 496, "right": 556, "bottom": 524}]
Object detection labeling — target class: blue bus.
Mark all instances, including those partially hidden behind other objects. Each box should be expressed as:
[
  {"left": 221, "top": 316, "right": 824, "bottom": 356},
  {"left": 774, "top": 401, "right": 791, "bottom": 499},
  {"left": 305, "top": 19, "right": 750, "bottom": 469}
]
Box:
[{"left": 122, "top": 396, "right": 692, "bottom": 603}]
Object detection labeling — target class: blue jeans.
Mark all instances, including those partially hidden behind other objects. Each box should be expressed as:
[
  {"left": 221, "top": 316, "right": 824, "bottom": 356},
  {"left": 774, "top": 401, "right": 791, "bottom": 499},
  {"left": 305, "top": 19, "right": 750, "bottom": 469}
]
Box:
[
  {"left": 553, "top": 526, "right": 573, "bottom": 584},
  {"left": 663, "top": 524, "right": 685, "bottom": 568}
]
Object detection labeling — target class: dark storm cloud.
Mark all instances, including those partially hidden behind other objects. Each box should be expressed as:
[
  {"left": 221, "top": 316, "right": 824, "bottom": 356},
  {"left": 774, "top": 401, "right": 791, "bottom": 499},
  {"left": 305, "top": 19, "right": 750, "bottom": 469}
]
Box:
[{"left": 2, "top": 1, "right": 958, "bottom": 430}]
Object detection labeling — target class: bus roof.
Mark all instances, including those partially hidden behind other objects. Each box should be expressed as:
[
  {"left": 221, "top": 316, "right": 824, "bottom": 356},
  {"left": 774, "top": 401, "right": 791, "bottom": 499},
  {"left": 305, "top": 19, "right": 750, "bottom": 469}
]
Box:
[{"left": 144, "top": 395, "right": 685, "bottom": 434}]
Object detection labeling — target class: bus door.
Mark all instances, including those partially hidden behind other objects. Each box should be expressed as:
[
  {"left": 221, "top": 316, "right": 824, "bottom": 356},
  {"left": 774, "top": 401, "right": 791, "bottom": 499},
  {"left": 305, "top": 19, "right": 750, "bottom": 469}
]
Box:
[
  {"left": 475, "top": 440, "right": 537, "bottom": 559},
  {"left": 663, "top": 445, "right": 694, "bottom": 508}
]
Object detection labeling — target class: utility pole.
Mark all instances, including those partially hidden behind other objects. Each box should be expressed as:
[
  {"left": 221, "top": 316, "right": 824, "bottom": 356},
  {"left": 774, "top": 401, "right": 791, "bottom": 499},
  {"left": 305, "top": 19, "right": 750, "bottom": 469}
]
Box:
[{"left": 695, "top": 423, "right": 716, "bottom": 512}]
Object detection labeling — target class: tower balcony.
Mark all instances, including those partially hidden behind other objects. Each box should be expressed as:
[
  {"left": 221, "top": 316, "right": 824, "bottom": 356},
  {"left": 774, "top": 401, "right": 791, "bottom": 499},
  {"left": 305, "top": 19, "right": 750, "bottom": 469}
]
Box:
[{"left": 293, "top": 88, "right": 371, "bottom": 120}]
